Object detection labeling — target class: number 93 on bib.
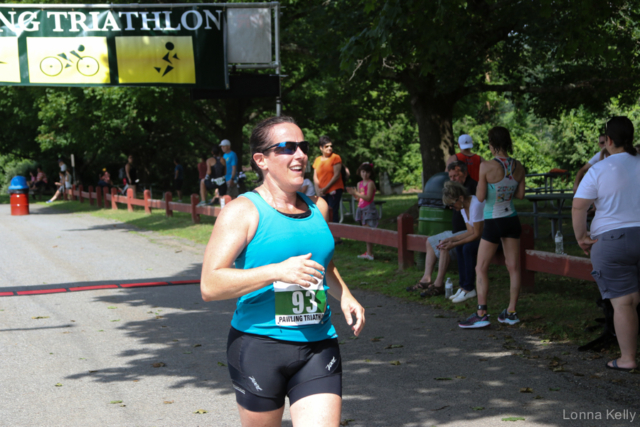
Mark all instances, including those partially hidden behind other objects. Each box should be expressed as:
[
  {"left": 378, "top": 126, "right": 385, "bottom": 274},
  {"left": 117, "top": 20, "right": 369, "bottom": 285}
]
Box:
[{"left": 274, "top": 279, "right": 327, "bottom": 326}]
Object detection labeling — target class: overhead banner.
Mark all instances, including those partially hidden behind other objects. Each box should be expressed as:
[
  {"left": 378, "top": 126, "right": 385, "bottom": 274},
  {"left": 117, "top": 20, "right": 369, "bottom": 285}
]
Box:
[{"left": 0, "top": 5, "right": 228, "bottom": 89}]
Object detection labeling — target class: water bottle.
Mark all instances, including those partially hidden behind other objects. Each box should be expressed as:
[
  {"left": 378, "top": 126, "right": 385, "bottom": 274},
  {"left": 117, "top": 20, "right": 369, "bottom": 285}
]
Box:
[
  {"left": 445, "top": 278, "right": 453, "bottom": 298},
  {"left": 555, "top": 230, "right": 564, "bottom": 255}
]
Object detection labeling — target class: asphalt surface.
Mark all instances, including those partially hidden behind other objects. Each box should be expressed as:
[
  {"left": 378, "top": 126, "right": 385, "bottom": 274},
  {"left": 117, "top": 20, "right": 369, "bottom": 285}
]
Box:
[{"left": 1, "top": 203, "right": 639, "bottom": 427}]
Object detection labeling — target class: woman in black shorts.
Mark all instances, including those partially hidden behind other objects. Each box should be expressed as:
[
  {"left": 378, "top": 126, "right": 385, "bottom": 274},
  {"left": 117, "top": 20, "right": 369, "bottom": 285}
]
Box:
[{"left": 459, "top": 127, "right": 526, "bottom": 329}]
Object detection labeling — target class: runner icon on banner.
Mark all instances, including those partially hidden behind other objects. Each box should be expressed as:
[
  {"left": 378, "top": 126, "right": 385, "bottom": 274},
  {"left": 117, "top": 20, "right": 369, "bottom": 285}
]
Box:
[{"left": 274, "top": 276, "right": 327, "bottom": 326}]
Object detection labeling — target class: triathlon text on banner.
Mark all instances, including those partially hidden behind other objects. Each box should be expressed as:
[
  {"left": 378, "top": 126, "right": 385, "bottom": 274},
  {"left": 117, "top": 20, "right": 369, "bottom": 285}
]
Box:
[{"left": 0, "top": 6, "right": 228, "bottom": 89}]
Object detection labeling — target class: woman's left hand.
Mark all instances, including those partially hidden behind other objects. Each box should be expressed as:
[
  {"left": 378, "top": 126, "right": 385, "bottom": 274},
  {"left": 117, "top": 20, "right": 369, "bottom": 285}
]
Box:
[
  {"left": 577, "top": 235, "right": 598, "bottom": 255},
  {"left": 341, "top": 294, "right": 365, "bottom": 336},
  {"left": 438, "top": 239, "right": 454, "bottom": 250}
]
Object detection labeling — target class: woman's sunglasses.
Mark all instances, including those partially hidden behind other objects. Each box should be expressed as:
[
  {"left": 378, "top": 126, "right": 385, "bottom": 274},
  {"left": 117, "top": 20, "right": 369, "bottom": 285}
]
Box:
[{"left": 262, "top": 141, "right": 309, "bottom": 155}]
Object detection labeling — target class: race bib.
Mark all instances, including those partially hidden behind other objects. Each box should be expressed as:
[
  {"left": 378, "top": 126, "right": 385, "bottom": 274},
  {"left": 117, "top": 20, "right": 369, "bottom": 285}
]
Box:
[{"left": 274, "top": 277, "right": 327, "bottom": 326}]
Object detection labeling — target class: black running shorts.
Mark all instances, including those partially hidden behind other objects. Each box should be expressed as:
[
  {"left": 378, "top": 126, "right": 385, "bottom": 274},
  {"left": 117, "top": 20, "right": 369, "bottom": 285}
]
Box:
[
  {"left": 482, "top": 215, "right": 522, "bottom": 244},
  {"left": 226, "top": 327, "right": 342, "bottom": 412},
  {"left": 204, "top": 178, "right": 227, "bottom": 196}
]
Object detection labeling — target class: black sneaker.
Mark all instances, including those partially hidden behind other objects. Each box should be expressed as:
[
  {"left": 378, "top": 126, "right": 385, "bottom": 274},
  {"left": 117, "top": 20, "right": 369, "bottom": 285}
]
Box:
[
  {"left": 497, "top": 309, "right": 520, "bottom": 325},
  {"left": 458, "top": 312, "right": 490, "bottom": 329}
]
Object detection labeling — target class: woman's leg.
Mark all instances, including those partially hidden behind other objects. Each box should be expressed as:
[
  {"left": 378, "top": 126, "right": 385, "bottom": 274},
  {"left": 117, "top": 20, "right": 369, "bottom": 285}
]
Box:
[
  {"left": 237, "top": 405, "right": 285, "bottom": 427},
  {"left": 48, "top": 188, "right": 62, "bottom": 202},
  {"left": 433, "top": 248, "right": 450, "bottom": 287},
  {"left": 500, "top": 237, "right": 521, "bottom": 313},
  {"left": 608, "top": 292, "right": 640, "bottom": 369},
  {"left": 419, "top": 237, "right": 436, "bottom": 284},
  {"left": 290, "top": 393, "right": 342, "bottom": 427},
  {"left": 475, "top": 239, "right": 500, "bottom": 315},
  {"left": 363, "top": 224, "right": 373, "bottom": 255}
]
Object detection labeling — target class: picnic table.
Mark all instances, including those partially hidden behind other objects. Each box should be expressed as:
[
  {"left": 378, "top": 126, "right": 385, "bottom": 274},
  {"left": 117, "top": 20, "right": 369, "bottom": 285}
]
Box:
[
  {"left": 525, "top": 171, "right": 571, "bottom": 195},
  {"left": 339, "top": 195, "right": 386, "bottom": 223},
  {"left": 522, "top": 193, "right": 574, "bottom": 239}
]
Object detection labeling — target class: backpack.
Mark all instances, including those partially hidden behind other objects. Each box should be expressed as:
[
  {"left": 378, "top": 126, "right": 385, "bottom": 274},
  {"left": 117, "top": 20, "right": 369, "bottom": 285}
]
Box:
[{"left": 211, "top": 157, "right": 225, "bottom": 179}]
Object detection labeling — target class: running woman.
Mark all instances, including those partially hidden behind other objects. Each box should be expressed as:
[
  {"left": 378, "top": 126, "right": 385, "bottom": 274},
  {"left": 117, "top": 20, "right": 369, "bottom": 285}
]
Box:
[
  {"left": 459, "top": 126, "right": 526, "bottom": 329},
  {"left": 200, "top": 116, "right": 365, "bottom": 426}
]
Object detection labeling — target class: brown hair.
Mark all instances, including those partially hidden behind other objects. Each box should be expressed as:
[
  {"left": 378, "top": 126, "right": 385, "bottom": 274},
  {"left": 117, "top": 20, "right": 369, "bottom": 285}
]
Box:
[
  {"left": 605, "top": 116, "right": 636, "bottom": 156},
  {"left": 488, "top": 126, "right": 513, "bottom": 154},
  {"left": 250, "top": 116, "right": 298, "bottom": 179}
]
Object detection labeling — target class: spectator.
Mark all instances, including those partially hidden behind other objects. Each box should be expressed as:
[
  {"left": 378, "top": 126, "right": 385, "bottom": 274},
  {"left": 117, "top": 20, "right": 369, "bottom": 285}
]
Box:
[
  {"left": 346, "top": 162, "right": 378, "bottom": 260},
  {"left": 407, "top": 161, "right": 476, "bottom": 296},
  {"left": 573, "top": 134, "right": 609, "bottom": 192},
  {"left": 459, "top": 126, "right": 526, "bottom": 329},
  {"left": 197, "top": 155, "right": 208, "bottom": 181},
  {"left": 300, "top": 172, "right": 315, "bottom": 196},
  {"left": 313, "top": 135, "right": 344, "bottom": 224},
  {"left": 46, "top": 170, "right": 71, "bottom": 203},
  {"left": 97, "top": 168, "right": 111, "bottom": 189},
  {"left": 57, "top": 158, "right": 67, "bottom": 174},
  {"left": 572, "top": 116, "right": 640, "bottom": 372},
  {"left": 174, "top": 158, "right": 184, "bottom": 202},
  {"left": 198, "top": 146, "right": 227, "bottom": 206},
  {"left": 220, "top": 139, "right": 238, "bottom": 198},
  {"left": 124, "top": 155, "right": 138, "bottom": 197},
  {"left": 30, "top": 166, "right": 47, "bottom": 190},
  {"left": 437, "top": 181, "right": 484, "bottom": 303},
  {"left": 446, "top": 134, "right": 484, "bottom": 182}
]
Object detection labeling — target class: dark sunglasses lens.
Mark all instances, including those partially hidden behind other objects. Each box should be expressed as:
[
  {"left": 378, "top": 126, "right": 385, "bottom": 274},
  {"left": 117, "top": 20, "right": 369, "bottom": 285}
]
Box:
[{"left": 275, "top": 141, "right": 309, "bottom": 155}]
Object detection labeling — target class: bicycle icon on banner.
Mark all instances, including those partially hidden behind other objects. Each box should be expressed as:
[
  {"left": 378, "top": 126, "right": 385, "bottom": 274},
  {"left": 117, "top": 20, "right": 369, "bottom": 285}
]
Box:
[{"left": 40, "top": 45, "right": 99, "bottom": 77}]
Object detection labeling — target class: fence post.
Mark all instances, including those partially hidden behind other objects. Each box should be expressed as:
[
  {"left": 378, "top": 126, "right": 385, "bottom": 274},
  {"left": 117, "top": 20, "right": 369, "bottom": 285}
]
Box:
[
  {"left": 110, "top": 187, "right": 118, "bottom": 210},
  {"left": 144, "top": 189, "right": 152, "bottom": 214},
  {"left": 96, "top": 186, "right": 103, "bottom": 208},
  {"left": 78, "top": 185, "right": 83, "bottom": 203},
  {"left": 88, "top": 186, "right": 94, "bottom": 206},
  {"left": 165, "top": 192, "right": 173, "bottom": 217},
  {"left": 71, "top": 184, "right": 76, "bottom": 201},
  {"left": 127, "top": 188, "right": 134, "bottom": 212},
  {"left": 397, "top": 213, "right": 414, "bottom": 270},
  {"left": 191, "top": 194, "right": 200, "bottom": 224},
  {"left": 521, "top": 224, "right": 535, "bottom": 292}
]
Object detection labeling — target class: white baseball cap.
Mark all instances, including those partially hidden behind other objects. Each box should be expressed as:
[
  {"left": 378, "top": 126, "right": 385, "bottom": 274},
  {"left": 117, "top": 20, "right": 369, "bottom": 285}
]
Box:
[
  {"left": 220, "top": 139, "right": 231, "bottom": 146},
  {"left": 458, "top": 134, "right": 473, "bottom": 150}
]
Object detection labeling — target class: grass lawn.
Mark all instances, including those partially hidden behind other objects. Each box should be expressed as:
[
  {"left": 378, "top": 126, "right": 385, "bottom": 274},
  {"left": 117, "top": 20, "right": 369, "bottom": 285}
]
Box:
[{"left": 39, "top": 195, "right": 606, "bottom": 347}]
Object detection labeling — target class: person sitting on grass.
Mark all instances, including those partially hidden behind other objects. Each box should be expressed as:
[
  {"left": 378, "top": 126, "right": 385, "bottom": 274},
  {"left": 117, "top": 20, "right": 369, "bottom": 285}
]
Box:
[{"left": 346, "top": 162, "right": 378, "bottom": 261}]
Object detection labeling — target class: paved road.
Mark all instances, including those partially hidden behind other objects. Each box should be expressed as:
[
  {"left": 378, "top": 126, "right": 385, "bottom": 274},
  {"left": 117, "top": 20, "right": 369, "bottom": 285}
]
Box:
[{"left": 1, "top": 204, "right": 639, "bottom": 426}]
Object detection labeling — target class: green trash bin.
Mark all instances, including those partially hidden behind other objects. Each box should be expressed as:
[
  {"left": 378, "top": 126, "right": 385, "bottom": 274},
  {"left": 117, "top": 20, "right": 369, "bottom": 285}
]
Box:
[{"left": 415, "top": 172, "right": 452, "bottom": 269}]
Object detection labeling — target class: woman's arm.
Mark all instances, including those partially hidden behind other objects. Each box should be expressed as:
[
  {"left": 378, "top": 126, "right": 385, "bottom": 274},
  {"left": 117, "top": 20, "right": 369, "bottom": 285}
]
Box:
[
  {"left": 572, "top": 197, "right": 597, "bottom": 255},
  {"left": 349, "top": 181, "right": 375, "bottom": 202},
  {"left": 439, "top": 222, "right": 484, "bottom": 250},
  {"left": 476, "top": 162, "right": 488, "bottom": 202},
  {"left": 314, "top": 196, "right": 365, "bottom": 336},
  {"left": 200, "top": 198, "right": 325, "bottom": 301}
]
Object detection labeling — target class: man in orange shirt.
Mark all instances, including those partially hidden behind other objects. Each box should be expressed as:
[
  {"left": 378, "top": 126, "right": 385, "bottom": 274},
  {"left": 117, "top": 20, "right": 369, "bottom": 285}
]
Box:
[
  {"left": 313, "top": 135, "right": 344, "bottom": 223},
  {"left": 446, "top": 134, "right": 484, "bottom": 182}
]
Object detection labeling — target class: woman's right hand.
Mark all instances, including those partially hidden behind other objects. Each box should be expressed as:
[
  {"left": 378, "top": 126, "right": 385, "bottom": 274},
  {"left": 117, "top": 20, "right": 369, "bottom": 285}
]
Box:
[{"left": 277, "top": 253, "right": 325, "bottom": 288}]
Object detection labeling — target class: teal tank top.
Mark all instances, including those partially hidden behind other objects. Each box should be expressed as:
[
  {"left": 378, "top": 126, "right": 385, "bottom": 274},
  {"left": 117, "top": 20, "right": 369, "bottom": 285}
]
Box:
[
  {"left": 484, "top": 157, "right": 518, "bottom": 219},
  {"left": 231, "top": 191, "right": 338, "bottom": 342}
]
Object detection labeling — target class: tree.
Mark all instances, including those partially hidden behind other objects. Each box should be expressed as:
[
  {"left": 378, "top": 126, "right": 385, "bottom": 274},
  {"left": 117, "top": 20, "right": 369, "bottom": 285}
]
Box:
[{"left": 339, "top": 0, "right": 640, "bottom": 180}]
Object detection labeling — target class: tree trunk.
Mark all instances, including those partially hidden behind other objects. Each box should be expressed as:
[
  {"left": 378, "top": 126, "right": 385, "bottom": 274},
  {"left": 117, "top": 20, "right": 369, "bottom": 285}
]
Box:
[{"left": 399, "top": 72, "right": 457, "bottom": 186}]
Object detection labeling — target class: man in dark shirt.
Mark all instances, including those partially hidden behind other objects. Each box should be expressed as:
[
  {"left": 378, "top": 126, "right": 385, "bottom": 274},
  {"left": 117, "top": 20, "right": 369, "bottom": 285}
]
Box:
[{"left": 447, "top": 161, "right": 477, "bottom": 233}]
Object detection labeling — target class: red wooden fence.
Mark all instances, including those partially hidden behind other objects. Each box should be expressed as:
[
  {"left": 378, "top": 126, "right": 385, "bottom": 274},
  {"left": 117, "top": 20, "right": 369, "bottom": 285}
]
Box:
[{"left": 64, "top": 187, "right": 594, "bottom": 288}]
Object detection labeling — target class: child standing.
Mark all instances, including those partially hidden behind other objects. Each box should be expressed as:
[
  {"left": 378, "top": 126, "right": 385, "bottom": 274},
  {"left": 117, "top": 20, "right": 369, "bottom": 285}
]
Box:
[{"left": 347, "top": 162, "right": 378, "bottom": 260}]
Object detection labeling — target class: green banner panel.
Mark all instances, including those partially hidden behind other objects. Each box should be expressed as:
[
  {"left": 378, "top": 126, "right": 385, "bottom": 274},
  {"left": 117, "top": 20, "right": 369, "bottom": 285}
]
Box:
[{"left": 0, "top": 6, "right": 228, "bottom": 89}]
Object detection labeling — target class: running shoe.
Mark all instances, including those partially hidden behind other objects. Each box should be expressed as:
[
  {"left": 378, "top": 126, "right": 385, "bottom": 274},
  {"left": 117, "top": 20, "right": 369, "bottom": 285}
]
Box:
[
  {"left": 458, "top": 312, "right": 490, "bottom": 329},
  {"left": 449, "top": 288, "right": 463, "bottom": 300},
  {"left": 196, "top": 201, "right": 207, "bottom": 207},
  {"left": 46, "top": 200, "right": 53, "bottom": 204},
  {"left": 452, "top": 289, "right": 477, "bottom": 303},
  {"left": 497, "top": 309, "right": 520, "bottom": 325},
  {"left": 357, "top": 253, "right": 374, "bottom": 261}
]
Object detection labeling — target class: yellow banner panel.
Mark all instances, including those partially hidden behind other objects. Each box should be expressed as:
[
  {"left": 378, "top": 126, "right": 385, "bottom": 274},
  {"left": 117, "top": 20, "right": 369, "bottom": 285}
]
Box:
[
  {"left": 27, "top": 37, "right": 110, "bottom": 84},
  {"left": 0, "top": 38, "right": 21, "bottom": 83},
  {"left": 116, "top": 36, "right": 195, "bottom": 84}
]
